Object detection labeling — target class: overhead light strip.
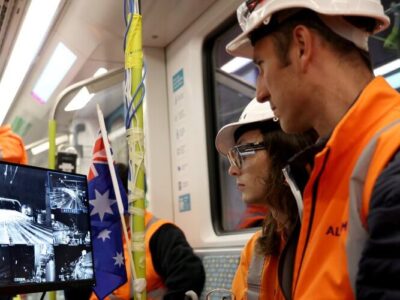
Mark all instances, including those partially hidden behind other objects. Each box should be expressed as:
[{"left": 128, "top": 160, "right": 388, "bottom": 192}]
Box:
[
  {"left": 31, "top": 42, "right": 77, "bottom": 103},
  {"left": 31, "top": 135, "right": 69, "bottom": 155},
  {"left": 64, "top": 87, "right": 94, "bottom": 112},
  {"left": 64, "top": 67, "right": 108, "bottom": 112},
  {"left": 0, "top": 0, "right": 62, "bottom": 124}
]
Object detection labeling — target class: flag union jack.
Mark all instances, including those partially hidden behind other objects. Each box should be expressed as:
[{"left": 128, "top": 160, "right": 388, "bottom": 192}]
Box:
[{"left": 88, "top": 133, "right": 128, "bottom": 299}]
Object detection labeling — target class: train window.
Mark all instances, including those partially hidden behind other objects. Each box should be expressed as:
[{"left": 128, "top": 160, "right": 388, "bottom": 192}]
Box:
[
  {"left": 369, "top": 1, "right": 400, "bottom": 92},
  {"left": 205, "top": 19, "right": 259, "bottom": 232}
]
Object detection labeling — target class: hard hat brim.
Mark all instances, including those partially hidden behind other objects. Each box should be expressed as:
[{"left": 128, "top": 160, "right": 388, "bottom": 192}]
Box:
[
  {"left": 226, "top": 31, "right": 254, "bottom": 59},
  {"left": 226, "top": 1, "right": 391, "bottom": 58},
  {"left": 215, "top": 115, "right": 274, "bottom": 156}
]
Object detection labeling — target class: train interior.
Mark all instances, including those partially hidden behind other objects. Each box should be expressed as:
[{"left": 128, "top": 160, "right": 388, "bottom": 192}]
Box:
[{"left": 0, "top": 0, "right": 399, "bottom": 298}]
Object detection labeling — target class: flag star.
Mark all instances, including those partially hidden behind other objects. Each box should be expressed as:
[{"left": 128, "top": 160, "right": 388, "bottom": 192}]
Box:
[
  {"left": 90, "top": 189, "right": 116, "bottom": 221},
  {"left": 97, "top": 229, "right": 111, "bottom": 242},
  {"left": 113, "top": 252, "right": 124, "bottom": 267}
]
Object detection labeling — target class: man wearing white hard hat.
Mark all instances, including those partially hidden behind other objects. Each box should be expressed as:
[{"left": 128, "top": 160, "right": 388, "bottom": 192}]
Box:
[
  {"left": 227, "top": 0, "right": 400, "bottom": 299},
  {"left": 215, "top": 99, "right": 315, "bottom": 299}
]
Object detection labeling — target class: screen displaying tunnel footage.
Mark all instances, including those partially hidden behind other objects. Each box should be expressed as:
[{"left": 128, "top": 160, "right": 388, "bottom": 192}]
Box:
[
  {"left": 0, "top": 161, "right": 94, "bottom": 291},
  {"left": 48, "top": 172, "right": 88, "bottom": 213}
]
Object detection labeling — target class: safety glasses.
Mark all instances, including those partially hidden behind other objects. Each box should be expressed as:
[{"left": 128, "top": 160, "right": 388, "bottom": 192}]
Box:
[{"left": 227, "top": 141, "right": 266, "bottom": 169}]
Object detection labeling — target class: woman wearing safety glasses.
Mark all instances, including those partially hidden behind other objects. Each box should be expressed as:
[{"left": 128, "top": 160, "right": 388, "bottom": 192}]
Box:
[{"left": 215, "top": 99, "right": 316, "bottom": 299}]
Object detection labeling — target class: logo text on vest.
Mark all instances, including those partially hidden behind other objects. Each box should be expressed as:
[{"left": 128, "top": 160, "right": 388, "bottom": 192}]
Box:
[{"left": 326, "top": 222, "right": 347, "bottom": 236}]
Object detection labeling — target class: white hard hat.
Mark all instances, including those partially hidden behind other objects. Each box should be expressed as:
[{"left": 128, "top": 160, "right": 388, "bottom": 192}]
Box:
[
  {"left": 215, "top": 98, "right": 275, "bottom": 155},
  {"left": 227, "top": 0, "right": 390, "bottom": 58}
]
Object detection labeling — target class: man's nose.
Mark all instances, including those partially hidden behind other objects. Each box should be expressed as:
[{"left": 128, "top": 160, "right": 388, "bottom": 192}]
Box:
[{"left": 256, "top": 76, "right": 270, "bottom": 103}]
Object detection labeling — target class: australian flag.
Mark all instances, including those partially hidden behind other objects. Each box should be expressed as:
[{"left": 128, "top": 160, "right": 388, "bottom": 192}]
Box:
[{"left": 88, "top": 133, "right": 128, "bottom": 299}]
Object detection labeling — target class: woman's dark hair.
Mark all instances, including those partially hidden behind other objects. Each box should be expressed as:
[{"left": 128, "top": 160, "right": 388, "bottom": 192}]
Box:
[
  {"left": 249, "top": 9, "right": 374, "bottom": 71},
  {"left": 235, "top": 121, "right": 317, "bottom": 256}
]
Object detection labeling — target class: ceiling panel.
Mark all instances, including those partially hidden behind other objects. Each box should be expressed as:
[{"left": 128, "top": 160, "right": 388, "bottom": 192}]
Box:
[{"left": 2, "top": 0, "right": 218, "bottom": 146}]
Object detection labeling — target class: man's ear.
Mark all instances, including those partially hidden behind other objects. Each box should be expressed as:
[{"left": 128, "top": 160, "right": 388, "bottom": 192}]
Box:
[{"left": 292, "top": 25, "right": 314, "bottom": 72}]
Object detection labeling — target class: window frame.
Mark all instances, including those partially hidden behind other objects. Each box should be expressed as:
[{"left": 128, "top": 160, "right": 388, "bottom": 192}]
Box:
[{"left": 203, "top": 15, "right": 259, "bottom": 235}]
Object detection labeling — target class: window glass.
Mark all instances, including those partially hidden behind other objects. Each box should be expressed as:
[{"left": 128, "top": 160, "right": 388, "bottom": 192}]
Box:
[
  {"left": 369, "top": 0, "right": 400, "bottom": 92},
  {"left": 207, "top": 20, "right": 259, "bottom": 232}
]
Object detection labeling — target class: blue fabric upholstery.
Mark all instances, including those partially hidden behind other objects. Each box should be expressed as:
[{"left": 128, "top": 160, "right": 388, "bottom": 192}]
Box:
[{"left": 200, "top": 255, "right": 240, "bottom": 300}]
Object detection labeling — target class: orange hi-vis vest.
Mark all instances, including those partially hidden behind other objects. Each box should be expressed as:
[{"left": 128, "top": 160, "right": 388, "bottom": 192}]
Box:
[
  {"left": 0, "top": 125, "right": 28, "bottom": 164},
  {"left": 291, "top": 77, "right": 400, "bottom": 299},
  {"left": 232, "top": 231, "right": 284, "bottom": 300},
  {"left": 91, "top": 211, "right": 170, "bottom": 300},
  {"left": 144, "top": 212, "right": 170, "bottom": 298}
]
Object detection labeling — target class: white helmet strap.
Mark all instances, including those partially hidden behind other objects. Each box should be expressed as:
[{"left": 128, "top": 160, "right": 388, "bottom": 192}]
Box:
[{"left": 318, "top": 14, "right": 370, "bottom": 51}]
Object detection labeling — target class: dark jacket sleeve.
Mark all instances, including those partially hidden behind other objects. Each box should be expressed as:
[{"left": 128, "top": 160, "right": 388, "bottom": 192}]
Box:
[
  {"left": 149, "top": 223, "right": 205, "bottom": 299},
  {"left": 356, "top": 151, "right": 400, "bottom": 300}
]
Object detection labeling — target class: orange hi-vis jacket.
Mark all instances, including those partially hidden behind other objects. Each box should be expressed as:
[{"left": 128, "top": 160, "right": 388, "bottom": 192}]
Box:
[
  {"left": 232, "top": 231, "right": 284, "bottom": 300},
  {"left": 144, "top": 212, "right": 170, "bottom": 298},
  {"left": 291, "top": 77, "right": 400, "bottom": 299},
  {"left": 91, "top": 211, "right": 170, "bottom": 300},
  {"left": 0, "top": 125, "right": 28, "bottom": 164}
]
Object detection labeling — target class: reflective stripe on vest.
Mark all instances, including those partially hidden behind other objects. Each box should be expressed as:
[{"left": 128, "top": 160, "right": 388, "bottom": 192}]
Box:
[
  {"left": 247, "top": 251, "right": 265, "bottom": 300},
  {"left": 282, "top": 166, "right": 303, "bottom": 221},
  {"left": 146, "top": 214, "right": 159, "bottom": 230},
  {"left": 347, "top": 118, "right": 400, "bottom": 293}
]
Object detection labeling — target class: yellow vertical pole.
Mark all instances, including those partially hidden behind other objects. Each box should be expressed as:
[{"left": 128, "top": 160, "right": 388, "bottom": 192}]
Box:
[
  {"left": 125, "top": 3, "right": 146, "bottom": 299},
  {"left": 48, "top": 120, "right": 57, "bottom": 169},
  {"left": 48, "top": 119, "right": 57, "bottom": 300}
]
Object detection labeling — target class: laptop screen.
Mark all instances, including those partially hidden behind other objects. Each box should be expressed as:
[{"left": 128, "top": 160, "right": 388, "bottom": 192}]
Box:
[{"left": 0, "top": 161, "right": 94, "bottom": 294}]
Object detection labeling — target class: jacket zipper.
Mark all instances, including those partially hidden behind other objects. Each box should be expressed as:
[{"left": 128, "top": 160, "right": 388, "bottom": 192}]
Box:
[{"left": 292, "top": 148, "right": 330, "bottom": 297}]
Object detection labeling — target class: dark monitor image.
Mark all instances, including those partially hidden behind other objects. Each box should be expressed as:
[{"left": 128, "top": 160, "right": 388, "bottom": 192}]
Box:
[{"left": 0, "top": 161, "right": 94, "bottom": 295}]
